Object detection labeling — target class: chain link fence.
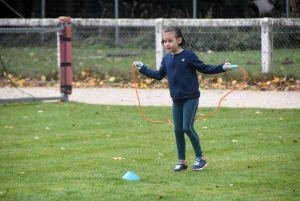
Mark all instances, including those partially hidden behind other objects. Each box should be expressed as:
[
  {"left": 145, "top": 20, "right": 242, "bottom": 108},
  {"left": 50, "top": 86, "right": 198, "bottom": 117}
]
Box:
[
  {"left": 0, "top": 18, "right": 299, "bottom": 89},
  {"left": 0, "top": 23, "right": 59, "bottom": 86},
  {"left": 273, "top": 25, "right": 300, "bottom": 76},
  {"left": 71, "top": 25, "right": 155, "bottom": 85}
]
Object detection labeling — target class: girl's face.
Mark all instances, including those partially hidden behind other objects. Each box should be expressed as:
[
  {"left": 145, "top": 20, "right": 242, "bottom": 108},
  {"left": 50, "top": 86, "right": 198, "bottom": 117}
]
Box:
[{"left": 162, "top": 32, "right": 183, "bottom": 54}]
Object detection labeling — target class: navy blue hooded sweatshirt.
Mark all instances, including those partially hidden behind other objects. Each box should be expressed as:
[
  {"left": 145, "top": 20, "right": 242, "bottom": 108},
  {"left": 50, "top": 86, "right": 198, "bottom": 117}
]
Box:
[{"left": 139, "top": 49, "right": 225, "bottom": 102}]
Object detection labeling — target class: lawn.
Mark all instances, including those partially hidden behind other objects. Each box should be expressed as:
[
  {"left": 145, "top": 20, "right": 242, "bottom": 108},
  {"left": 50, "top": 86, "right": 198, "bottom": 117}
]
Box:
[
  {"left": 0, "top": 102, "right": 299, "bottom": 200},
  {"left": 1, "top": 46, "right": 299, "bottom": 82}
]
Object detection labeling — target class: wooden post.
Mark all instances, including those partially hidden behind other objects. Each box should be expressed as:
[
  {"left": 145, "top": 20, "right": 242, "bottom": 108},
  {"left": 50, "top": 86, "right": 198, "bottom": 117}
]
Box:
[{"left": 58, "top": 16, "right": 72, "bottom": 94}]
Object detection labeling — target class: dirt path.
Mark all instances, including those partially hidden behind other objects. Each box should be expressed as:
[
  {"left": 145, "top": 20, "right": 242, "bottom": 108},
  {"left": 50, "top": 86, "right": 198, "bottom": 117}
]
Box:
[{"left": 1, "top": 87, "right": 299, "bottom": 109}]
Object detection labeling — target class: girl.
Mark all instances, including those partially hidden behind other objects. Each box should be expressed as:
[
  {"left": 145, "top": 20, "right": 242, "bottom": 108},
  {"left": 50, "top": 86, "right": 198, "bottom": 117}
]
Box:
[{"left": 133, "top": 26, "right": 232, "bottom": 172}]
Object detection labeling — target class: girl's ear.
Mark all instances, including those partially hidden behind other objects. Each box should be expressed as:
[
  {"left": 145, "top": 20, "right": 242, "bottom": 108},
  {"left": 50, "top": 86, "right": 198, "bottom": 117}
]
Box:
[{"left": 178, "top": 37, "right": 183, "bottom": 45}]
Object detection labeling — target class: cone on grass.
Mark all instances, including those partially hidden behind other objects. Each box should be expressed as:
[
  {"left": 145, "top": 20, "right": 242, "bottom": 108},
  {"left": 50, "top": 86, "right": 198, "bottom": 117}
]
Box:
[{"left": 122, "top": 171, "right": 140, "bottom": 180}]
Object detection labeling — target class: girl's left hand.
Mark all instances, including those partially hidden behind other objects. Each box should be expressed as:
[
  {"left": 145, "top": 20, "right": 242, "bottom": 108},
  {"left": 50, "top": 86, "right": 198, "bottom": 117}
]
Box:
[{"left": 223, "top": 62, "right": 232, "bottom": 71}]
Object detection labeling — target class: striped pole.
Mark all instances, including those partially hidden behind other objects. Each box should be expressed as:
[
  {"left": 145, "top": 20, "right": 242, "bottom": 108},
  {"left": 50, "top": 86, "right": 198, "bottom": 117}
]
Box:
[{"left": 58, "top": 16, "right": 72, "bottom": 94}]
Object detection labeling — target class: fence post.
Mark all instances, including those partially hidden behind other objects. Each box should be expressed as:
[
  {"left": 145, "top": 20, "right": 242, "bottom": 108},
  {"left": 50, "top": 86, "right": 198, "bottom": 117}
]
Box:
[
  {"left": 58, "top": 16, "right": 72, "bottom": 96},
  {"left": 155, "top": 18, "right": 164, "bottom": 70},
  {"left": 261, "top": 17, "right": 273, "bottom": 73}
]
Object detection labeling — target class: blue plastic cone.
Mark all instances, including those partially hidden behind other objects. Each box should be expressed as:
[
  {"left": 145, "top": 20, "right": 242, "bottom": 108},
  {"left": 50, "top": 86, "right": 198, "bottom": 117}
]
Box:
[{"left": 122, "top": 171, "right": 140, "bottom": 180}]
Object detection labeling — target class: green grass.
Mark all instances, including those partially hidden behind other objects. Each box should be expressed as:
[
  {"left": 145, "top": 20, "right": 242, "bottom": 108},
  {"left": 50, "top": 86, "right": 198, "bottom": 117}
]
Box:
[
  {"left": 0, "top": 102, "right": 299, "bottom": 200},
  {"left": 1, "top": 46, "right": 299, "bottom": 82}
]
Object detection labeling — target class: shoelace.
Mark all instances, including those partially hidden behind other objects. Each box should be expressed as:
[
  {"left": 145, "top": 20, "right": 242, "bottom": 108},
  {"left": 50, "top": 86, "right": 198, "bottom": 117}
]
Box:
[{"left": 194, "top": 157, "right": 206, "bottom": 165}]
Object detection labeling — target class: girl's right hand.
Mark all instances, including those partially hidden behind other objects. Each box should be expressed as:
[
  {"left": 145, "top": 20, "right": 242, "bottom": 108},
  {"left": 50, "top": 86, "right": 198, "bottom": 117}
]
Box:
[{"left": 133, "top": 61, "right": 143, "bottom": 70}]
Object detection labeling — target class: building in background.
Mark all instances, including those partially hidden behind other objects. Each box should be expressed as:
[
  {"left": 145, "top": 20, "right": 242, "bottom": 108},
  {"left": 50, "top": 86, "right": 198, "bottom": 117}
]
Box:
[{"left": 0, "top": 0, "right": 298, "bottom": 19}]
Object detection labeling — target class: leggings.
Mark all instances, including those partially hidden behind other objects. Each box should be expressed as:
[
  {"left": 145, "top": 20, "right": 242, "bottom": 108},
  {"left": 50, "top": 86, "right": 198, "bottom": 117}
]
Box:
[{"left": 172, "top": 97, "right": 202, "bottom": 160}]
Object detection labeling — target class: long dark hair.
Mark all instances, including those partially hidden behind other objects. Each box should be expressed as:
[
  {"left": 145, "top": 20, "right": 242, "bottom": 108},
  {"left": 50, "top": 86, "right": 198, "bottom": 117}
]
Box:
[{"left": 161, "top": 26, "right": 186, "bottom": 47}]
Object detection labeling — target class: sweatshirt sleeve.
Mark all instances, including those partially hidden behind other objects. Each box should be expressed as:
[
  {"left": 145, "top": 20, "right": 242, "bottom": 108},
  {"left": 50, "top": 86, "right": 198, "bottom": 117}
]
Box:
[
  {"left": 191, "top": 52, "right": 225, "bottom": 74},
  {"left": 139, "top": 64, "right": 166, "bottom": 80}
]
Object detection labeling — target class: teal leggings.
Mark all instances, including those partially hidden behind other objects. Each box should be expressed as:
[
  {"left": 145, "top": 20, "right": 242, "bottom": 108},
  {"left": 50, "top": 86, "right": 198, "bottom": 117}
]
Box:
[{"left": 172, "top": 97, "right": 202, "bottom": 160}]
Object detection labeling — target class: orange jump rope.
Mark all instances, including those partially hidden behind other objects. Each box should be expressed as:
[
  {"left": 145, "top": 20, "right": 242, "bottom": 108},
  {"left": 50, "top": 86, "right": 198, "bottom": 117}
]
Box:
[{"left": 132, "top": 64, "right": 247, "bottom": 128}]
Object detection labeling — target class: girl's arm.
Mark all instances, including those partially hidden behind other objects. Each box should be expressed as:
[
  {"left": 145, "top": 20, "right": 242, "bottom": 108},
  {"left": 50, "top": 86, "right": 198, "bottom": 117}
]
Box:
[
  {"left": 190, "top": 53, "right": 225, "bottom": 74},
  {"left": 133, "top": 61, "right": 166, "bottom": 80}
]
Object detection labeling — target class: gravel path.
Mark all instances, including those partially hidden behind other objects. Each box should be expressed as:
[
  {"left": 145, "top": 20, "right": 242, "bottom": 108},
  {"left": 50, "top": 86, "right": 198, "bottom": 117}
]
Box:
[{"left": 1, "top": 87, "right": 299, "bottom": 109}]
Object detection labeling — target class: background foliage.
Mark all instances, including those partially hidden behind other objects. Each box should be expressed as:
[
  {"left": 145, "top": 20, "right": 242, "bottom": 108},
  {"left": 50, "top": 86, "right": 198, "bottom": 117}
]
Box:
[{"left": 1, "top": 0, "right": 299, "bottom": 19}]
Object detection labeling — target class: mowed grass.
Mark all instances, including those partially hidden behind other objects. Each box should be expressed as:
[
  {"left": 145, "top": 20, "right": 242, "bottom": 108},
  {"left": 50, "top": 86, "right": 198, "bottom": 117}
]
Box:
[
  {"left": 0, "top": 102, "right": 299, "bottom": 200},
  {"left": 1, "top": 46, "right": 299, "bottom": 80}
]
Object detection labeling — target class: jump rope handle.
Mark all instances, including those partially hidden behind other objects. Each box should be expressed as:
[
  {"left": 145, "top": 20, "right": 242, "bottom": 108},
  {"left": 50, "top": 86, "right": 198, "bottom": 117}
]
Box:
[
  {"left": 223, "top": 64, "right": 238, "bottom": 70},
  {"left": 136, "top": 62, "right": 144, "bottom": 67}
]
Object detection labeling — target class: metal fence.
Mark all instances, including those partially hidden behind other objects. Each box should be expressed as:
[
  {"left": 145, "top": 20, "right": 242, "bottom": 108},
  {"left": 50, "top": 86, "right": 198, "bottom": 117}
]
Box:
[{"left": 0, "top": 18, "right": 300, "bottom": 85}]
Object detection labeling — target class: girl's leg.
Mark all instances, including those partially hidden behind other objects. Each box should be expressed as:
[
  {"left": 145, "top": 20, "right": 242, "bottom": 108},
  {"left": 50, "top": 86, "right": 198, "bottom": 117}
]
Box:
[
  {"left": 182, "top": 98, "right": 203, "bottom": 157},
  {"left": 172, "top": 100, "right": 186, "bottom": 161}
]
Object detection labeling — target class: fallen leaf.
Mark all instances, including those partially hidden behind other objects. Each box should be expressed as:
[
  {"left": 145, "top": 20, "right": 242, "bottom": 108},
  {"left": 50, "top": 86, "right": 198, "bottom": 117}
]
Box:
[
  {"left": 113, "top": 157, "right": 125, "bottom": 160},
  {"left": 17, "top": 79, "right": 25, "bottom": 86},
  {"left": 108, "top": 77, "right": 116, "bottom": 82},
  {"left": 81, "top": 71, "right": 87, "bottom": 77},
  {"left": 272, "top": 76, "right": 280, "bottom": 83},
  {"left": 41, "top": 75, "right": 46, "bottom": 81},
  {"left": 5, "top": 126, "right": 14, "bottom": 129}
]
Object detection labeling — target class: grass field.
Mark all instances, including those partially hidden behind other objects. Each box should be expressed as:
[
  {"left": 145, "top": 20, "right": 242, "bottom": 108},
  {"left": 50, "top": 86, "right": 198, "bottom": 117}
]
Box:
[
  {"left": 0, "top": 102, "right": 299, "bottom": 200},
  {"left": 1, "top": 47, "right": 299, "bottom": 82}
]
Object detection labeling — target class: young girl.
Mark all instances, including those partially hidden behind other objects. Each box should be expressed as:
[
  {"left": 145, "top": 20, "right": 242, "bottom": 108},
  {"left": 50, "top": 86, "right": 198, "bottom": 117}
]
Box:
[{"left": 133, "top": 26, "right": 232, "bottom": 172}]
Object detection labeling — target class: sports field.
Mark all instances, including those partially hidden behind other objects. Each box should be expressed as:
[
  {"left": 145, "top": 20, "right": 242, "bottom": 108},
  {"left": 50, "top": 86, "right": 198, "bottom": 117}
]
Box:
[{"left": 0, "top": 102, "right": 299, "bottom": 200}]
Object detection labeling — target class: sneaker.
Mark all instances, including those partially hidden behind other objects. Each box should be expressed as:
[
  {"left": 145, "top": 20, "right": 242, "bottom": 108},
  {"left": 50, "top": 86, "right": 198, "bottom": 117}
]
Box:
[
  {"left": 172, "top": 161, "right": 188, "bottom": 172},
  {"left": 192, "top": 156, "right": 208, "bottom": 171}
]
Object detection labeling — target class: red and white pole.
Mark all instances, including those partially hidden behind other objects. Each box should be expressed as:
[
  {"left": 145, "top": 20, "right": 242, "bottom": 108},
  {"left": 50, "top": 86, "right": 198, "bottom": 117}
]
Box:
[{"left": 58, "top": 16, "right": 72, "bottom": 95}]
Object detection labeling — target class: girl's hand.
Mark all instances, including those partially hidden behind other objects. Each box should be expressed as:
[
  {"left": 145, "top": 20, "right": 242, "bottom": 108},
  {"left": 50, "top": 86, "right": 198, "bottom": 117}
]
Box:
[
  {"left": 223, "top": 62, "right": 232, "bottom": 71},
  {"left": 133, "top": 61, "right": 143, "bottom": 70}
]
